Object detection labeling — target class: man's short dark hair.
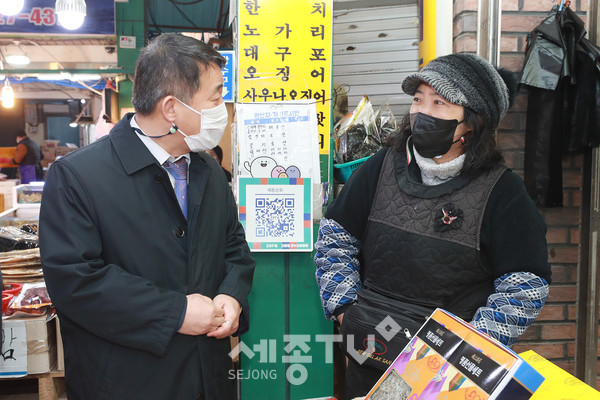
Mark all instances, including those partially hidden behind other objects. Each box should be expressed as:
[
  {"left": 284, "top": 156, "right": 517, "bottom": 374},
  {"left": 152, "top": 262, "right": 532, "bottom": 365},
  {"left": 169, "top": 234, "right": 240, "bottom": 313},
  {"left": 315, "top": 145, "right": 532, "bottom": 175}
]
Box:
[
  {"left": 132, "top": 33, "right": 226, "bottom": 115},
  {"left": 16, "top": 129, "right": 26, "bottom": 138}
]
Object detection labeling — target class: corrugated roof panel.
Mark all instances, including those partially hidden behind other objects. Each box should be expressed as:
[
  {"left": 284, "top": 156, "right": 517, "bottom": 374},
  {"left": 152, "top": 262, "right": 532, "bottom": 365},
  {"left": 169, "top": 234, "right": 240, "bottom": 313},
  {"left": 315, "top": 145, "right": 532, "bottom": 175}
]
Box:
[{"left": 333, "top": 3, "right": 418, "bottom": 118}]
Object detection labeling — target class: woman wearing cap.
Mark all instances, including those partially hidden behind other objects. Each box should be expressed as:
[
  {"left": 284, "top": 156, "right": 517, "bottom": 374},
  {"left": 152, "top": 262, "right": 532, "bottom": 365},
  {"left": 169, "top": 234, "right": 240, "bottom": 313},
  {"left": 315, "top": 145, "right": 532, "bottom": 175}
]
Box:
[{"left": 314, "top": 53, "right": 551, "bottom": 398}]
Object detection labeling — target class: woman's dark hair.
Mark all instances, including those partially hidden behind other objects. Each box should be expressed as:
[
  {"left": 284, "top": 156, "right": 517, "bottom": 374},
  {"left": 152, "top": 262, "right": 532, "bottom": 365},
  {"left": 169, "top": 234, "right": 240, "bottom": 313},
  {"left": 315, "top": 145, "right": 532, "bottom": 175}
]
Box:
[
  {"left": 212, "top": 145, "right": 223, "bottom": 163},
  {"left": 132, "top": 33, "right": 226, "bottom": 115},
  {"left": 390, "top": 107, "right": 503, "bottom": 178}
]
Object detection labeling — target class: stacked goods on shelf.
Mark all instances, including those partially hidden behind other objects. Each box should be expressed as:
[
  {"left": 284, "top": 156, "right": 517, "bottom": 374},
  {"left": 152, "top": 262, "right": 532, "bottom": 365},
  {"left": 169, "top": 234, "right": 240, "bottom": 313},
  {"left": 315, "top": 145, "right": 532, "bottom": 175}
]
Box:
[
  {"left": 0, "top": 248, "right": 42, "bottom": 284},
  {"left": 0, "top": 224, "right": 41, "bottom": 284}
]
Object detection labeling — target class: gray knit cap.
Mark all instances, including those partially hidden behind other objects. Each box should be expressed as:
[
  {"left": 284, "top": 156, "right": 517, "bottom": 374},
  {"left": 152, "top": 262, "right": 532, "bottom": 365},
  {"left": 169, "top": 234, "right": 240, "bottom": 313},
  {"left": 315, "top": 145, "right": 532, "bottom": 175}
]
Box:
[{"left": 402, "top": 53, "right": 510, "bottom": 128}]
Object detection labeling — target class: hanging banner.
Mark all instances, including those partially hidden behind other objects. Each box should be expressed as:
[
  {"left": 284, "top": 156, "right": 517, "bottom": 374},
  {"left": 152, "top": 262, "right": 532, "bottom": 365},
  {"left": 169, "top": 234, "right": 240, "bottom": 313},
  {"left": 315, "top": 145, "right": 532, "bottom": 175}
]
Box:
[
  {"left": 0, "top": 0, "right": 115, "bottom": 35},
  {"left": 237, "top": 0, "right": 333, "bottom": 155}
]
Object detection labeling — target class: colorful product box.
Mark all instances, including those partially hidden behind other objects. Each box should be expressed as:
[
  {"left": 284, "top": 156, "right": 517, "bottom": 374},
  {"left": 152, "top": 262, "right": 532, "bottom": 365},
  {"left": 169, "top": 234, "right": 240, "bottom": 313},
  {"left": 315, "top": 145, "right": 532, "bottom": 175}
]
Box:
[{"left": 365, "top": 309, "right": 544, "bottom": 400}]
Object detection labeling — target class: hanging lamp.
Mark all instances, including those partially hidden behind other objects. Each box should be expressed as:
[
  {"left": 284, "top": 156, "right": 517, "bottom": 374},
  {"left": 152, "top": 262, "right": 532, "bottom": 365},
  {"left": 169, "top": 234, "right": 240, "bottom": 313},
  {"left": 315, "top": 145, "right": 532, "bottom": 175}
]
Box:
[
  {"left": 2, "top": 79, "right": 14, "bottom": 109},
  {"left": 55, "top": 0, "right": 86, "bottom": 30},
  {"left": 4, "top": 43, "right": 30, "bottom": 65},
  {"left": 0, "top": 0, "right": 24, "bottom": 16}
]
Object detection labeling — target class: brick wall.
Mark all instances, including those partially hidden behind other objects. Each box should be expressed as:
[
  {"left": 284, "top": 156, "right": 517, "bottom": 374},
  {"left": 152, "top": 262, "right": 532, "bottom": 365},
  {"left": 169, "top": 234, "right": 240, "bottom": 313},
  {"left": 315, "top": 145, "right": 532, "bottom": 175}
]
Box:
[{"left": 454, "top": 0, "right": 596, "bottom": 387}]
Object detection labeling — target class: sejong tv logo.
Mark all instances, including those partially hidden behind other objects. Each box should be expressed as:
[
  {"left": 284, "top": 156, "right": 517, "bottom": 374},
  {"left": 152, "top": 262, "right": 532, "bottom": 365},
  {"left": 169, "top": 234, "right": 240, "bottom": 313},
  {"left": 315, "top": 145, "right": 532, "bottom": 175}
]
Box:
[{"left": 228, "top": 315, "right": 407, "bottom": 385}]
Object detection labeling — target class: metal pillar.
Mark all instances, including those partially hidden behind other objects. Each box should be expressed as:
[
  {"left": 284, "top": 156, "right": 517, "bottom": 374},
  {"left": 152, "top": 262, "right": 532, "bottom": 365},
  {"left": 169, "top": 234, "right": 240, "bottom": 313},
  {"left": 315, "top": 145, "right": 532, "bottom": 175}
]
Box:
[{"left": 477, "top": 0, "right": 501, "bottom": 67}]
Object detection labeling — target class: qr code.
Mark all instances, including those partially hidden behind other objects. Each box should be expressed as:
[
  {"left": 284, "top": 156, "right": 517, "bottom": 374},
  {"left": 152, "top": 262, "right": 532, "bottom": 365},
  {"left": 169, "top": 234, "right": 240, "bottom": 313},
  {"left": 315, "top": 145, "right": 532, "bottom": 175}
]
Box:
[{"left": 255, "top": 197, "right": 295, "bottom": 238}]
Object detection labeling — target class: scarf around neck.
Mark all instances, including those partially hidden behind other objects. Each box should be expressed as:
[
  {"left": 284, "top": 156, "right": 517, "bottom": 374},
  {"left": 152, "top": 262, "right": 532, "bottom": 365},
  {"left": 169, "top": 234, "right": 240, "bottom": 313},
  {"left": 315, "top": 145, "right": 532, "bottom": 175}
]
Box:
[{"left": 413, "top": 146, "right": 466, "bottom": 186}]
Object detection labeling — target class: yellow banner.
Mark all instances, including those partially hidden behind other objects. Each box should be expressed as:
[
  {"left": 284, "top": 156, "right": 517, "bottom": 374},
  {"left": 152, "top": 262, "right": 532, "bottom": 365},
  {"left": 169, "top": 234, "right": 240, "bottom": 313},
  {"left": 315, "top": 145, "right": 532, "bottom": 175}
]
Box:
[
  {"left": 237, "top": 0, "right": 333, "bottom": 154},
  {"left": 419, "top": 0, "right": 436, "bottom": 68}
]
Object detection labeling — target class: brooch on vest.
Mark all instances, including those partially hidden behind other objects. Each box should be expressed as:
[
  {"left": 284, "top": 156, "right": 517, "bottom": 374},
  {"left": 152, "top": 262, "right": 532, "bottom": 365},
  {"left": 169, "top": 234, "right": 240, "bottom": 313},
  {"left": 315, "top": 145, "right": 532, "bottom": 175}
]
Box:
[{"left": 434, "top": 202, "right": 463, "bottom": 232}]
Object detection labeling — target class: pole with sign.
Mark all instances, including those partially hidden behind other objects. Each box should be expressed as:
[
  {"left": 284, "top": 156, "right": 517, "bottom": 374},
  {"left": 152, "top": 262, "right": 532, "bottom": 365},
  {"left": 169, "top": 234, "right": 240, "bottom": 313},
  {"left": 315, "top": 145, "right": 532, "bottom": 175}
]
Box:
[{"left": 236, "top": 1, "right": 334, "bottom": 399}]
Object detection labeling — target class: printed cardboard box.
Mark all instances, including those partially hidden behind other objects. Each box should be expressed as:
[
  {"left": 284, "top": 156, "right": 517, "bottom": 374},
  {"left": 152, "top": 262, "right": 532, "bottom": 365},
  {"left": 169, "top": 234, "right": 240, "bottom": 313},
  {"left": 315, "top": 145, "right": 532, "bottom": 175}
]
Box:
[
  {"left": 0, "top": 179, "right": 19, "bottom": 211},
  {"left": 520, "top": 350, "right": 600, "bottom": 399},
  {"left": 56, "top": 316, "right": 64, "bottom": 372},
  {"left": 42, "top": 140, "right": 60, "bottom": 149},
  {"left": 41, "top": 148, "right": 56, "bottom": 161},
  {"left": 0, "top": 316, "right": 57, "bottom": 377}
]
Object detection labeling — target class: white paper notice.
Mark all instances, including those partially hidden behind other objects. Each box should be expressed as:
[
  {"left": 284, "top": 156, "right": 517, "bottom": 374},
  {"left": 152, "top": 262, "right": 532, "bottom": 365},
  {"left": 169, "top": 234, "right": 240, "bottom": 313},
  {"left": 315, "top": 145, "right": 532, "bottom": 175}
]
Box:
[{"left": 237, "top": 101, "right": 321, "bottom": 183}]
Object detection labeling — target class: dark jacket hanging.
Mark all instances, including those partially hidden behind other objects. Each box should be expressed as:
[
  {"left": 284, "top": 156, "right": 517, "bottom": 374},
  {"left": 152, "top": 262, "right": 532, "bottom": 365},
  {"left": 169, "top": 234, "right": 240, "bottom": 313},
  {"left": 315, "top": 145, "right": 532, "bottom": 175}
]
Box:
[{"left": 520, "top": 6, "right": 600, "bottom": 207}]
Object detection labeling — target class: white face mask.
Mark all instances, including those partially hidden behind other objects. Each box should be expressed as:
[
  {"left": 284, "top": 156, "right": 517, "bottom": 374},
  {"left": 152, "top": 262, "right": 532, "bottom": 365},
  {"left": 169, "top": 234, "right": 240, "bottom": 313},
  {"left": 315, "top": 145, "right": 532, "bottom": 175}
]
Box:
[{"left": 173, "top": 97, "right": 229, "bottom": 153}]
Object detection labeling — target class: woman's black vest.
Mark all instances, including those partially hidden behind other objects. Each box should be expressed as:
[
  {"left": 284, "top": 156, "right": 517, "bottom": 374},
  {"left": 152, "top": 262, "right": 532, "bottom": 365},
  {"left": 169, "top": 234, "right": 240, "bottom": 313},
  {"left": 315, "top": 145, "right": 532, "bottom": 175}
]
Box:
[
  {"left": 19, "top": 137, "right": 42, "bottom": 166},
  {"left": 361, "top": 149, "right": 506, "bottom": 320}
]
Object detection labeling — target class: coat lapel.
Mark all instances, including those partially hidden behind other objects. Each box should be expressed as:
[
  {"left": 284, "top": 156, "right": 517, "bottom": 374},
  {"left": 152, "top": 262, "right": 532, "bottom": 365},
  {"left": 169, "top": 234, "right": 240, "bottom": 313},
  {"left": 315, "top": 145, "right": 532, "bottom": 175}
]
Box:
[{"left": 187, "top": 152, "right": 212, "bottom": 227}]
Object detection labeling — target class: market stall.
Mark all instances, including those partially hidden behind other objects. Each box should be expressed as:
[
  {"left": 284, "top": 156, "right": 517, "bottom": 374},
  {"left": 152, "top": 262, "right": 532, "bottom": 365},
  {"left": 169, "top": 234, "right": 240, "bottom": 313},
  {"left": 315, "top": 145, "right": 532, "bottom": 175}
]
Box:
[{"left": 0, "top": 181, "right": 66, "bottom": 400}]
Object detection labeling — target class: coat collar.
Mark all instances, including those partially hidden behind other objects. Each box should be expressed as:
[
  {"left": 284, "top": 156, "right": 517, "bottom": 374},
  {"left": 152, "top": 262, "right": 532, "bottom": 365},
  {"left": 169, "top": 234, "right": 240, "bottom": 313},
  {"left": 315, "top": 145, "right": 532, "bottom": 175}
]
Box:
[
  {"left": 536, "top": 7, "right": 586, "bottom": 47},
  {"left": 109, "top": 114, "right": 214, "bottom": 223},
  {"left": 110, "top": 113, "right": 212, "bottom": 175},
  {"left": 110, "top": 113, "right": 160, "bottom": 175}
]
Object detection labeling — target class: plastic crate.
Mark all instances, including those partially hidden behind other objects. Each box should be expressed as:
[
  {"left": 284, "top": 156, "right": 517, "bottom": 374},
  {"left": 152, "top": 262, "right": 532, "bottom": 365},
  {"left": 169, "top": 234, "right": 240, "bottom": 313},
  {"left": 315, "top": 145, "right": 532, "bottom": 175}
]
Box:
[{"left": 333, "top": 155, "right": 371, "bottom": 183}]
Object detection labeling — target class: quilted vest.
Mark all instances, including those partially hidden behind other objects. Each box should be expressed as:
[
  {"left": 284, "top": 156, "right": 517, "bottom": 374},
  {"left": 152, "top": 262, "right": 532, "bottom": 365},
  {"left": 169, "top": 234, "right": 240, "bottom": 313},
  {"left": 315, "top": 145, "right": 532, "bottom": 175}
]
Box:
[
  {"left": 361, "top": 149, "right": 506, "bottom": 320},
  {"left": 19, "top": 137, "right": 42, "bottom": 166}
]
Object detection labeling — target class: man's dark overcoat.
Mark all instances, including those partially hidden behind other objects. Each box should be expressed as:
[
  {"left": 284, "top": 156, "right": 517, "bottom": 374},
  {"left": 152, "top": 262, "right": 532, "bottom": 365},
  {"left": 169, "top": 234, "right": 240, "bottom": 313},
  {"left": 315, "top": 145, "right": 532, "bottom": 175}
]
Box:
[{"left": 40, "top": 114, "right": 255, "bottom": 400}]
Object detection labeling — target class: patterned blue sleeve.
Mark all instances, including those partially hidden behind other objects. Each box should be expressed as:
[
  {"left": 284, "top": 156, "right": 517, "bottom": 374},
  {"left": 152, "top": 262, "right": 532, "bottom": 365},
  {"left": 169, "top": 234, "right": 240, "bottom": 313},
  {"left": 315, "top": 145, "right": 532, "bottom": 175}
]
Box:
[
  {"left": 470, "top": 271, "right": 549, "bottom": 347},
  {"left": 314, "top": 218, "right": 362, "bottom": 320}
]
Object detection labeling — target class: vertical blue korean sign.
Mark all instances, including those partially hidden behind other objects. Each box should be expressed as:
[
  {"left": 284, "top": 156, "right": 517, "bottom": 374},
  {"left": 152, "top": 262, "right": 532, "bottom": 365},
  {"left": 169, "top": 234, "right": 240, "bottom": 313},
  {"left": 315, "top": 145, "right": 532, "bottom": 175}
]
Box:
[{"left": 219, "top": 50, "right": 235, "bottom": 103}]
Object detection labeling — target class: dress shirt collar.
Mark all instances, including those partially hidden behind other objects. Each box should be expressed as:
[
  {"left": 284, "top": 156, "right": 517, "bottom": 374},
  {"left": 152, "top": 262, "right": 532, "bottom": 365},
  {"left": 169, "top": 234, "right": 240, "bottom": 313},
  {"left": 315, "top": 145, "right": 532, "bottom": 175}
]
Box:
[{"left": 130, "top": 115, "right": 190, "bottom": 165}]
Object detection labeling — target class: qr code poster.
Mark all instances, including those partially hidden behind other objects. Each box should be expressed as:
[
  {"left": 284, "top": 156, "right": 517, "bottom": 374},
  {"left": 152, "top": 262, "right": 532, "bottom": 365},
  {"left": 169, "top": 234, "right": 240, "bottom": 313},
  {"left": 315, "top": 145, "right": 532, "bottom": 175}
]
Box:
[{"left": 238, "top": 177, "right": 312, "bottom": 252}]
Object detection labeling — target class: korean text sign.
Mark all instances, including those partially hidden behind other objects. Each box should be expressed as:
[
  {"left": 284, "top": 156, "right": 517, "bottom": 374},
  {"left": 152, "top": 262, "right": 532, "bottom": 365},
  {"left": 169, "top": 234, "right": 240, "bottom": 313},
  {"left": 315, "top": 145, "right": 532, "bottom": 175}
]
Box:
[{"left": 237, "top": 0, "right": 333, "bottom": 155}]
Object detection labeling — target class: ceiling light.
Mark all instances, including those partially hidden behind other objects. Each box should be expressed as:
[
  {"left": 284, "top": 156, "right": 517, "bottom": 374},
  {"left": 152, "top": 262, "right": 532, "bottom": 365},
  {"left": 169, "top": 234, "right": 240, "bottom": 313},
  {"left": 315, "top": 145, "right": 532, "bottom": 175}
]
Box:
[
  {"left": 0, "top": 0, "right": 25, "bottom": 16},
  {"left": 70, "top": 73, "right": 101, "bottom": 81},
  {"left": 38, "top": 74, "right": 66, "bottom": 81},
  {"left": 5, "top": 54, "right": 30, "bottom": 65},
  {"left": 69, "top": 122, "right": 78, "bottom": 128},
  {"left": 55, "top": 0, "right": 86, "bottom": 30},
  {"left": 4, "top": 44, "right": 30, "bottom": 65},
  {"left": 2, "top": 79, "right": 14, "bottom": 109}
]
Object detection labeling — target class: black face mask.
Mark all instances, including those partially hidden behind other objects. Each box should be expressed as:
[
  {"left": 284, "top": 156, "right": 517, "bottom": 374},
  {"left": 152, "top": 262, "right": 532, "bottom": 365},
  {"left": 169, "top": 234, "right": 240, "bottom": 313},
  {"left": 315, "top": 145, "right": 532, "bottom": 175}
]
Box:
[{"left": 409, "top": 112, "right": 464, "bottom": 158}]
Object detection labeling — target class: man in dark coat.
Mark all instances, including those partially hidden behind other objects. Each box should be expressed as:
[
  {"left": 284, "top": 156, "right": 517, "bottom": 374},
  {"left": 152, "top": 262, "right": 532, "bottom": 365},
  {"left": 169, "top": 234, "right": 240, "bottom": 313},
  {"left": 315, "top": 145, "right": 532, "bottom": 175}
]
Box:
[{"left": 39, "top": 34, "right": 255, "bottom": 400}]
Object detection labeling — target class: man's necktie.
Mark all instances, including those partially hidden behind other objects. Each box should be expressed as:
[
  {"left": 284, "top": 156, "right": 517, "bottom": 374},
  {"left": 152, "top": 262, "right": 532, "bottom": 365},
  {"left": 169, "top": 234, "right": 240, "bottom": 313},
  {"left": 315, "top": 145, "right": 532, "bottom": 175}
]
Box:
[{"left": 163, "top": 158, "right": 188, "bottom": 218}]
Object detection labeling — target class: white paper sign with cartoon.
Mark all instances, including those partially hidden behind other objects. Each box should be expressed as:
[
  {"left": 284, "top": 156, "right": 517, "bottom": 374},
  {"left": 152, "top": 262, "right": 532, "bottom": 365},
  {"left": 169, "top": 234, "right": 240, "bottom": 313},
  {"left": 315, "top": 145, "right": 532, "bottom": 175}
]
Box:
[{"left": 237, "top": 101, "right": 321, "bottom": 183}]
